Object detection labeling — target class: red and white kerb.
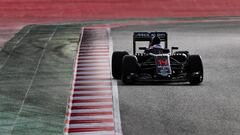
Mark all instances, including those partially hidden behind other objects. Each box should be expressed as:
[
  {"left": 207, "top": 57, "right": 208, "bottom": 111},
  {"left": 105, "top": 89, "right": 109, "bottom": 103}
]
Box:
[{"left": 64, "top": 27, "right": 120, "bottom": 135}]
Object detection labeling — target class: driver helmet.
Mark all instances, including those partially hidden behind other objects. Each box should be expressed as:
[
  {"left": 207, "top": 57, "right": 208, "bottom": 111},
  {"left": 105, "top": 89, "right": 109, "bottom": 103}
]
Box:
[
  {"left": 151, "top": 36, "right": 161, "bottom": 45},
  {"left": 150, "top": 36, "right": 162, "bottom": 49}
]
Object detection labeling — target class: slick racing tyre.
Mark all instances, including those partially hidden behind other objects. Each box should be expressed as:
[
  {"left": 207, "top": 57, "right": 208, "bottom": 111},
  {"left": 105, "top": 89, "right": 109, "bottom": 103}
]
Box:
[
  {"left": 121, "top": 55, "right": 139, "bottom": 84},
  {"left": 112, "top": 51, "right": 129, "bottom": 79},
  {"left": 187, "top": 55, "right": 204, "bottom": 85}
]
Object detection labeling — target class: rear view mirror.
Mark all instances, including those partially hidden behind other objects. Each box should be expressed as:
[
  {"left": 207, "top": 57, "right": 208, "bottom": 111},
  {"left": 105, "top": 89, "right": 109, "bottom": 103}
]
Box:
[
  {"left": 171, "top": 47, "right": 179, "bottom": 54},
  {"left": 139, "top": 47, "right": 147, "bottom": 50},
  {"left": 171, "top": 47, "right": 179, "bottom": 50}
]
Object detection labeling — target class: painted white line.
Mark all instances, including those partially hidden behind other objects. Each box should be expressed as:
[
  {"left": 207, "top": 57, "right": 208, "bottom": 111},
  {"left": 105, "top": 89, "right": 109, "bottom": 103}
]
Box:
[
  {"left": 71, "top": 102, "right": 112, "bottom": 107},
  {"left": 72, "top": 96, "right": 112, "bottom": 100},
  {"left": 108, "top": 28, "right": 123, "bottom": 135},
  {"left": 70, "top": 108, "right": 113, "bottom": 113},
  {"left": 68, "top": 115, "right": 113, "bottom": 120},
  {"left": 68, "top": 131, "right": 114, "bottom": 135},
  {"left": 68, "top": 123, "right": 114, "bottom": 128}
]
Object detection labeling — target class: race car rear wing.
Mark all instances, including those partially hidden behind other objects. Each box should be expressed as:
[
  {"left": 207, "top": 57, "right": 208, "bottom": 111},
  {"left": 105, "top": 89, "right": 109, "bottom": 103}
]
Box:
[{"left": 133, "top": 32, "right": 168, "bottom": 54}]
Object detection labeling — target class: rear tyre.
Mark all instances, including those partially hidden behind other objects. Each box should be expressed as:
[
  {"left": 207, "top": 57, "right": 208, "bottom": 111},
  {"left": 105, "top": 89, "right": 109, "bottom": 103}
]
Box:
[
  {"left": 112, "top": 51, "right": 128, "bottom": 79},
  {"left": 187, "top": 55, "right": 204, "bottom": 85},
  {"left": 121, "top": 55, "right": 139, "bottom": 84}
]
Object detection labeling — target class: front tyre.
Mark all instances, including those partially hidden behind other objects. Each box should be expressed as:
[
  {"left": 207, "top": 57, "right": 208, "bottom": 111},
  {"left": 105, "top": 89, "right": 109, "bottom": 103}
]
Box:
[
  {"left": 121, "top": 55, "right": 139, "bottom": 84},
  {"left": 187, "top": 55, "right": 204, "bottom": 85},
  {"left": 112, "top": 51, "right": 129, "bottom": 79}
]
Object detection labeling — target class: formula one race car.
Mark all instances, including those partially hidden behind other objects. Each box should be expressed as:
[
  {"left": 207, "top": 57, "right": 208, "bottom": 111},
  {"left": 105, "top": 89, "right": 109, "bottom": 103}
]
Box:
[{"left": 112, "top": 32, "right": 203, "bottom": 85}]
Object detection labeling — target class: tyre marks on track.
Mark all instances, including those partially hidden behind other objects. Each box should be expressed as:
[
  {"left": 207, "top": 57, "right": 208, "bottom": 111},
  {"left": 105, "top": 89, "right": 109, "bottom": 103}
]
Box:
[{"left": 64, "top": 27, "right": 122, "bottom": 135}]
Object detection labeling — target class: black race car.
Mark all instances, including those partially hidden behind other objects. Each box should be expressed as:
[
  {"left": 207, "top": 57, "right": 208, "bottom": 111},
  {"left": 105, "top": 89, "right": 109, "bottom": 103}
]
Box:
[{"left": 112, "top": 32, "right": 203, "bottom": 85}]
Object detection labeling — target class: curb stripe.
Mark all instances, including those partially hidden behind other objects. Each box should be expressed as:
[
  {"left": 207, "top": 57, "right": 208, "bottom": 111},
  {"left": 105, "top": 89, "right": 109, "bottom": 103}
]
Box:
[
  {"left": 71, "top": 106, "right": 113, "bottom": 110},
  {"left": 77, "top": 67, "right": 110, "bottom": 70},
  {"left": 68, "top": 115, "right": 113, "bottom": 120},
  {"left": 64, "top": 27, "right": 122, "bottom": 135},
  {"left": 68, "top": 112, "right": 113, "bottom": 116},
  {"left": 72, "top": 98, "right": 113, "bottom": 103},
  {"left": 74, "top": 86, "right": 111, "bottom": 88},
  {"left": 78, "top": 58, "right": 109, "bottom": 60},
  {"left": 71, "top": 102, "right": 112, "bottom": 107},
  {"left": 67, "top": 123, "right": 114, "bottom": 128},
  {"left": 77, "top": 65, "right": 109, "bottom": 68},
  {"left": 66, "top": 127, "right": 114, "bottom": 133},
  {"left": 72, "top": 96, "right": 112, "bottom": 100},
  {"left": 76, "top": 69, "right": 110, "bottom": 71},
  {"left": 74, "top": 82, "right": 112, "bottom": 86},
  {"left": 76, "top": 73, "right": 110, "bottom": 76},
  {"left": 74, "top": 91, "right": 112, "bottom": 94},
  {"left": 70, "top": 108, "right": 113, "bottom": 113},
  {"left": 80, "top": 51, "right": 109, "bottom": 53},
  {"left": 67, "top": 119, "right": 114, "bottom": 124},
  {"left": 78, "top": 56, "right": 109, "bottom": 58},
  {"left": 74, "top": 88, "right": 112, "bottom": 91},
  {"left": 75, "top": 78, "right": 110, "bottom": 81},
  {"left": 78, "top": 61, "right": 109, "bottom": 63},
  {"left": 73, "top": 93, "right": 112, "bottom": 97},
  {"left": 77, "top": 63, "right": 109, "bottom": 65},
  {"left": 79, "top": 54, "right": 109, "bottom": 56},
  {"left": 77, "top": 73, "right": 110, "bottom": 76},
  {"left": 75, "top": 80, "right": 111, "bottom": 83}
]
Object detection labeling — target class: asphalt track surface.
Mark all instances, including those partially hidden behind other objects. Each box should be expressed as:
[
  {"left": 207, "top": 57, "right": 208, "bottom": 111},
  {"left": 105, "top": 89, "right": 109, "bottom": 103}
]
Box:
[{"left": 112, "top": 21, "right": 240, "bottom": 135}]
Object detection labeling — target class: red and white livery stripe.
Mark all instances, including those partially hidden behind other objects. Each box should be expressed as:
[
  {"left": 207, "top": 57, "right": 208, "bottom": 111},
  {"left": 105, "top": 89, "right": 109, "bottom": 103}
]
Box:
[{"left": 64, "top": 27, "right": 122, "bottom": 135}]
